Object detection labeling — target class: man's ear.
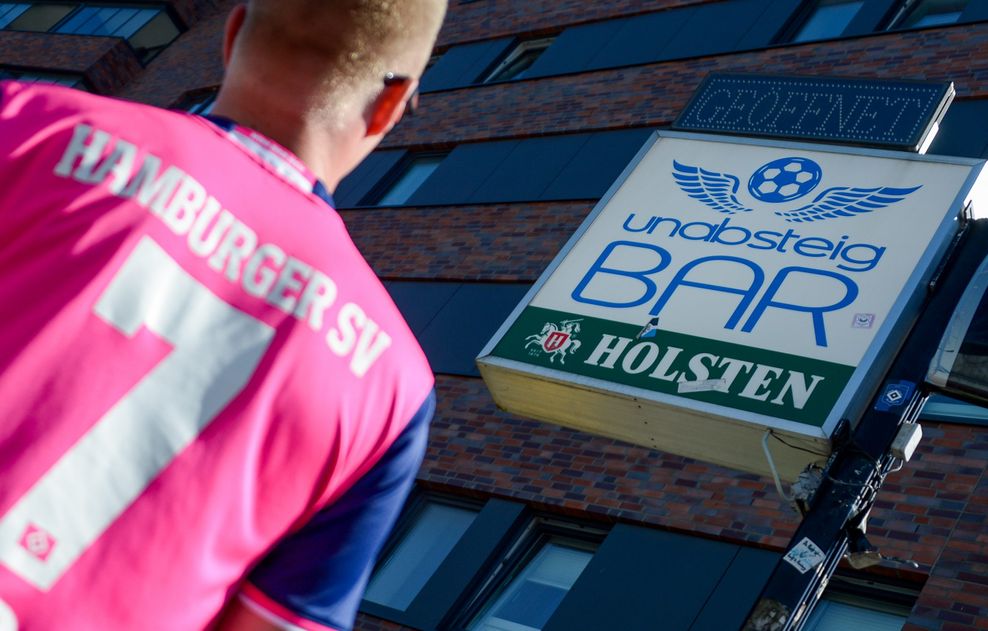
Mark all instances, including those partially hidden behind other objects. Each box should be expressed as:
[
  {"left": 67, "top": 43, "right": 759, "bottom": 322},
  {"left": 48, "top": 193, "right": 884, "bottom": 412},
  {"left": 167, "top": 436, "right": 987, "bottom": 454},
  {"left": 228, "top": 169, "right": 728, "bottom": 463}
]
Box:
[
  {"left": 366, "top": 79, "right": 416, "bottom": 137},
  {"left": 223, "top": 4, "right": 248, "bottom": 68}
]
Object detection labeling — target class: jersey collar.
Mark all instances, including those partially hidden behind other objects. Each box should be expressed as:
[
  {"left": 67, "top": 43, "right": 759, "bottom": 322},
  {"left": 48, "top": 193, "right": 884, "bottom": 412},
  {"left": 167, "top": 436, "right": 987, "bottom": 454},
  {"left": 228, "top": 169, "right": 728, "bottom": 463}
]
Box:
[{"left": 202, "top": 114, "right": 336, "bottom": 208}]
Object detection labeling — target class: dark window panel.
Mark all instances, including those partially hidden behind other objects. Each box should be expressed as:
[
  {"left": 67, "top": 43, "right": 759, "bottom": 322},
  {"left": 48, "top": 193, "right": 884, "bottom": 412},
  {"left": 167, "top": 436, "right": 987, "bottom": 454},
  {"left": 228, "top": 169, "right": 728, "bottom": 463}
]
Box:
[
  {"left": 406, "top": 140, "right": 518, "bottom": 206},
  {"left": 659, "top": 0, "right": 770, "bottom": 60},
  {"left": 117, "top": 7, "right": 158, "bottom": 37},
  {"left": 544, "top": 524, "right": 739, "bottom": 631},
  {"left": 128, "top": 11, "right": 181, "bottom": 64},
  {"left": 790, "top": 0, "right": 866, "bottom": 43},
  {"left": 415, "top": 283, "right": 531, "bottom": 376},
  {"left": 6, "top": 3, "right": 74, "bottom": 32},
  {"left": 0, "top": 4, "right": 31, "bottom": 30},
  {"left": 688, "top": 546, "right": 779, "bottom": 630},
  {"left": 51, "top": 5, "right": 90, "bottom": 32},
  {"left": 961, "top": 0, "right": 988, "bottom": 22},
  {"left": 540, "top": 128, "right": 653, "bottom": 201},
  {"left": 893, "top": 0, "right": 967, "bottom": 29},
  {"left": 363, "top": 500, "right": 479, "bottom": 612},
  {"left": 360, "top": 497, "right": 527, "bottom": 630},
  {"left": 921, "top": 394, "right": 988, "bottom": 426},
  {"left": 0, "top": 67, "right": 87, "bottom": 90},
  {"left": 404, "top": 499, "right": 528, "bottom": 629},
  {"left": 842, "top": 0, "right": 899, "bottom": 36},
  {"left": 927, "top": 100, "right": 988, "bottom": 158},
  {"left": 96, "top": 8, "right": 139, "bottom": 35},
  {"left": 585, "top": 11, "right": 692, "bottom": 71},
  {"left": 483, "top": 38, "right": 554, "bottom": 83},
  {"left": 738, "top": 0, "right": 803, "bottom": 48},
  {"left": 384, "top": 282, "right": 460, "bottom": 336},
  {"left": 419, "top": 38, "right": 514, "bottom": 92},
  {"left": 468, "top": 539, "right": 595, "bottom": 630},
  {"left": 375, "top": 154, "right": 446, "bottom": 206},
  {"left": 72, "top": 8, "right": 123, "bottom": 36},
  {"left": 334, "top": 150, "right": 406, "bottom": 208},
  {"left": 525, "top": 20, "right": 623, "bottom": 78},
  {"left": 467, "top": 134, "right": 591, "bottom": 203}
]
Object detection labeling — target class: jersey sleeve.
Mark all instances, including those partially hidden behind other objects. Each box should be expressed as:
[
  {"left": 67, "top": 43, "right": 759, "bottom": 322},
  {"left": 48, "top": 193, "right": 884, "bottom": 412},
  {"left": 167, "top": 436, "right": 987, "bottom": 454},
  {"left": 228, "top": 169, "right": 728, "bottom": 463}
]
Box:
[{"left": 241, "top": 390, "right": 435, "bottom": 631}]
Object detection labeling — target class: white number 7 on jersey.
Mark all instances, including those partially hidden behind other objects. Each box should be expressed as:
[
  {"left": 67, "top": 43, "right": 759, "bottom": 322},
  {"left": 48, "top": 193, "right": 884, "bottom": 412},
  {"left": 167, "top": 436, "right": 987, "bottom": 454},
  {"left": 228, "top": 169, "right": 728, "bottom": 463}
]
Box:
[{"left": 0, "top": 236, "right": 274, "bottom": 591}]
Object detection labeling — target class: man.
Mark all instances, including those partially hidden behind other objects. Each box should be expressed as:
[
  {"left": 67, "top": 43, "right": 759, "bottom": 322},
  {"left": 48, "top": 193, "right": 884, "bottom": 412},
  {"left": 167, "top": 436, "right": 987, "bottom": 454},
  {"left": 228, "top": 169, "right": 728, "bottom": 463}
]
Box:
[{"left": 0, "top": 1, "right": 446, "bottom": 629}]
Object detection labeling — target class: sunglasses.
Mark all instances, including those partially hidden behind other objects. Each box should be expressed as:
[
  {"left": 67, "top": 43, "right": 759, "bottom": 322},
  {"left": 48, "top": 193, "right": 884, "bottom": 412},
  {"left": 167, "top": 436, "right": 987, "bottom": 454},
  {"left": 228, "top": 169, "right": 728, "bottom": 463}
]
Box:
[{"left": 383, "top": 73, "right": 420, "bottom": 117}]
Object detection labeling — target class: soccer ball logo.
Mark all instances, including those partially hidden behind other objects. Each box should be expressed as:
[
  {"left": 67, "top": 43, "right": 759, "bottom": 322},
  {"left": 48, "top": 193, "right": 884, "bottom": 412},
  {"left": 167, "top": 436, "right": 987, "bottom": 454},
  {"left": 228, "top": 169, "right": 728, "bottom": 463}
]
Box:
[{"left": 748, "top": 157, "right": 822, "bottom": 203}]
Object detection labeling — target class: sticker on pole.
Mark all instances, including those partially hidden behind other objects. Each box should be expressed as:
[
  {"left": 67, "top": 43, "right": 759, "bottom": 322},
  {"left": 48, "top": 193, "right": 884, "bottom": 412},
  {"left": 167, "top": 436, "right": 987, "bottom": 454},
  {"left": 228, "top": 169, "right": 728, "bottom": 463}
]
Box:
[
  {"left": 783, "top": 537, "right": 826, "bottom": 574},
  {"left": 874, "top": 380, "right": 916, "bottom": 412}
]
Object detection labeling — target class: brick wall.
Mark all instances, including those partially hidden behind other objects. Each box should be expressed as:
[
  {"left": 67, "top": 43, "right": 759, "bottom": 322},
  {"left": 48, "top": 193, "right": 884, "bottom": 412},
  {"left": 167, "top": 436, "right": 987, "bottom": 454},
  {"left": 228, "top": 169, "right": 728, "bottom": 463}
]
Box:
[
  {"left": 437, "top": 0, "right": 721, "bottom": 47},
  {"left": 340, "top": 202, "right": 593, "bottom": 281},
  {"left": 387, "top": 22, "right": 988, "bottom": 149},
  {"left": 0, "top": 31, "right": 142, "bottom": 94}
]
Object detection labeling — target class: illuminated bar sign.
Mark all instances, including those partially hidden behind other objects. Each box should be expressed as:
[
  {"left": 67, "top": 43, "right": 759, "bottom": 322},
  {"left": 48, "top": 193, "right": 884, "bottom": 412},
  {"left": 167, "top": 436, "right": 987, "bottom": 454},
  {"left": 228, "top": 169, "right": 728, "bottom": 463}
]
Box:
[
  {"left": 673, "top": 73, "right": 954, "bottom": 152},
  {"left": 478, "top": 132, "right": 987, "bottom": 481}
]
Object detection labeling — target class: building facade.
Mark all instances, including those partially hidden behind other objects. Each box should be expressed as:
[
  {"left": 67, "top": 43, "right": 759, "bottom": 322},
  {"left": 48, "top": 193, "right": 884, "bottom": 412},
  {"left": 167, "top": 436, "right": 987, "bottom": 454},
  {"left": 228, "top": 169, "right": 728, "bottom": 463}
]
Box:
[{"left": 2, "top": 0, "right": 988, "bottom": 629}]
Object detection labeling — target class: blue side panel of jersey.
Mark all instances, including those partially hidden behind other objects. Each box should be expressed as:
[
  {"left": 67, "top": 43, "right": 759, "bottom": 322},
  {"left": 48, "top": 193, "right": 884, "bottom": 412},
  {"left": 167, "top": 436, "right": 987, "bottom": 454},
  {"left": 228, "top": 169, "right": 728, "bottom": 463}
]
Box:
[{"left": 247, "top": 390, "right": 435, "bottom": 631}]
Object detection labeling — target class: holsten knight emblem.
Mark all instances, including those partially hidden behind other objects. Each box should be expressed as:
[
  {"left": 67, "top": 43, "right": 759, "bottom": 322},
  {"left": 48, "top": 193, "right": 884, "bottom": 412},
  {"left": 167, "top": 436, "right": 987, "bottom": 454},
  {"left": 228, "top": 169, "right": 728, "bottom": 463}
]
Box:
[
  {"left": 525, "top": 319, "right": 583, "bottom": 364},
  {"left": 672, "top": 156, "right": 921, "bottom": 222}
]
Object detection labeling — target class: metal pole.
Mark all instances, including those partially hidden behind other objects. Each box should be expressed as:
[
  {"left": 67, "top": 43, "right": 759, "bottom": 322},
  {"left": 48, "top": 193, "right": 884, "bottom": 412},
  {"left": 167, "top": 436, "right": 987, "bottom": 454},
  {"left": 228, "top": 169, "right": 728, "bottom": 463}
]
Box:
[{"left": 741, "top": 216, "right": 988, "bottom": 631}]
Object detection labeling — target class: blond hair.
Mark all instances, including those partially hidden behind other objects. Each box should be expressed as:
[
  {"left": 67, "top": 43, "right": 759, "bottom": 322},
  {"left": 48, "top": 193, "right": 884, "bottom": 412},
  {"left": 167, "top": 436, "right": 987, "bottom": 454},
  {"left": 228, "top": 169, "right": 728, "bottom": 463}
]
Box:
[{"left": 240, "top": 0, "right": 445, "bottom": 124}]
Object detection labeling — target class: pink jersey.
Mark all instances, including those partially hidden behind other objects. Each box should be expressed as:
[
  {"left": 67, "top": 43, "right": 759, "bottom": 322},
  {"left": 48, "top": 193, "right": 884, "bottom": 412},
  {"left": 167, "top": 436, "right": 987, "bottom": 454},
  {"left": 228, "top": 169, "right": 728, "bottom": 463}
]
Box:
[{"left": 0, "top": 82, "right": 434, "bottom": 630}]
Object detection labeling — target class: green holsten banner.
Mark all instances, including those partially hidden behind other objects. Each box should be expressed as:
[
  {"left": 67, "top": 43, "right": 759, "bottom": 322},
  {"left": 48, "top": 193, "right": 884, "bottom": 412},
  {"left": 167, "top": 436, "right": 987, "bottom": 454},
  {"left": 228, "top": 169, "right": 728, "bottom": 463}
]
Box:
[{"left": 495, "top": 306, "right": 856, "bottom": 427}]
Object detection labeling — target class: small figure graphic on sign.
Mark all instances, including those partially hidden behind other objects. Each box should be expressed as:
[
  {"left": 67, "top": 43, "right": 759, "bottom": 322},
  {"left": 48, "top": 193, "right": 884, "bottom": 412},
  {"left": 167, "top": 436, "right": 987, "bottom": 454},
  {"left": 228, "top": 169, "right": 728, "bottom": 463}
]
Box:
[
  {"left": 852, "top": 313, "right": 875, "bottom": 329},
  {"left": 525, "top": 319, "right": 583, "bottom": 364},
  {"left": 637, "top": 317, "right": 660, "bottom": 339}
]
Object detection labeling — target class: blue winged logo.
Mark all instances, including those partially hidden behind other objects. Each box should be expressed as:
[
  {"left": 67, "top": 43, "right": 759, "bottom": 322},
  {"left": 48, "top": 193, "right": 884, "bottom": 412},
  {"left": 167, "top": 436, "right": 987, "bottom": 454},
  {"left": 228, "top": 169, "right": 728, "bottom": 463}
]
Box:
[
  {"left": 671, "top": 160, "right": 751, "bottom": 214},
  {"left": 672, "top": 158, "right": 922, "bottom": 223},
  {"left": 773, "top": 186, "right": 923, "bottom": 223}
]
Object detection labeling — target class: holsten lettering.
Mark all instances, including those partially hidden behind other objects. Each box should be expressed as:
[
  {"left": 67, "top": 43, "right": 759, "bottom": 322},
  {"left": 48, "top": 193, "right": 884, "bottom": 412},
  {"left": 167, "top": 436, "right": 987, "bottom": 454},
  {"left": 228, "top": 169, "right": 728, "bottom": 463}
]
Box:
[
  {"left": 53, "top": 123, "right": 390, "bottom": 378},
  {"left": 623, "top": 213, "right": 885, "bottom": 273},
  {"left": 585, "top": 334, "right": 825, "bottom": 410}
]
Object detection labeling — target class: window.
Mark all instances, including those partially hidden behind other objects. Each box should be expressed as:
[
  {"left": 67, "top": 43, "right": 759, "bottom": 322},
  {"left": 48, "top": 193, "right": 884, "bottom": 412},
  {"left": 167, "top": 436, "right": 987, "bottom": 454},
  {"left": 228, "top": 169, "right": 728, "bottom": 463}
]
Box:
[
  {"left": 2, "top": 3, "right": 74, "bottom": 32},
  {"left": 803, "top": 598, "right": 907, "bottom": 631},
  {"left": 0, "top": 67, "right": 87, "bottom": 90},
  {"left": 126, "top": 9, "right": 181, "bottom": 62},
  {"left": 373, "top": 153, "right": 446, "bottom": 206},
  {"left": 55, "top": 6, "right": 155, "bottom": 36},
  {"left": 483, "top": 38, "right": 554, "bottom": 83},
  {"left": 0, "top": 3, "right": 28, "bottom": 28},
  {"left": 467, "top": 539, "right": 595, "bottom": 631},
  {"left": 453, "top": 517, "right": 604, "bottom": 631},
  {"left": 0, "top": 3, "right": 181, "bottom": 64},
  {"left": 364, "top": 500, "right": 479, "bottom": 611},
  {"left": 790, "top": 0, "right": 865, "bottom": 42},
  {"left": 891, "top": 0, "right": 967, "bottom": 29},
  {"left": 921, "top": 393, "right": 988, "bottom": 426},
  {"left": 55, "top": 5, "right": 179, "bottom": 63},
  {"left": 804, "top": 574, "right": 916, "bottom": 631}
]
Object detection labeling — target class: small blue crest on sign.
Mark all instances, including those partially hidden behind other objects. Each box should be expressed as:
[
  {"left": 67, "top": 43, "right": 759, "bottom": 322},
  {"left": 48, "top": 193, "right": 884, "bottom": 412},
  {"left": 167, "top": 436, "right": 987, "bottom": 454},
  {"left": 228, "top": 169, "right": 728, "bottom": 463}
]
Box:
[{"left": 874, "top": 380, "right": 916, "bottom": 412}]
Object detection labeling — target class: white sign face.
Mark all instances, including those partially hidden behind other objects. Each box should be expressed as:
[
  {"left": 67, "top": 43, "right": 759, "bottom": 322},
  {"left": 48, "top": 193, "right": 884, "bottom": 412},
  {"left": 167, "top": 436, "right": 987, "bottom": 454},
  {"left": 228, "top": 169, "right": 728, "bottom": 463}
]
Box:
[{"left": 486, "top": 134, "right": 980, "bottom": 435}]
